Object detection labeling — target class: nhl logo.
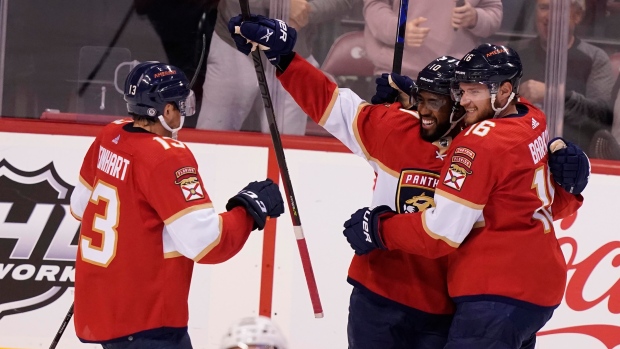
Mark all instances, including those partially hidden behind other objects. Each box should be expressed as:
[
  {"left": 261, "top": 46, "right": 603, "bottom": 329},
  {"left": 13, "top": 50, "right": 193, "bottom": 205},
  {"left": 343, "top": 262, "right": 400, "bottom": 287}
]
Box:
[
  {"left": 0, "top": 160, "right": 78, "bottom": 319},
  {"left": 147, "top": 108, "right": 157, "bottom": 117}
]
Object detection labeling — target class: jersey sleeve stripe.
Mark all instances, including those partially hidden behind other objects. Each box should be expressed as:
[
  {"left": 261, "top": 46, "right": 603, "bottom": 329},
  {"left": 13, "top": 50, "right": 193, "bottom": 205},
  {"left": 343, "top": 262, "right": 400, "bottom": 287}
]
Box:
[
  {"left": 352, "top": 105, "right": 370, "bottom": 159},
  {"left": 435, "top": 188, "right": 485, "bottom": 210},
  {"left": 421, "top": 213, "right": 461, "bottom": 248},
  {"left": 318, "top": 87, "right": 340, "bottom": 127},
  {"left": 163, "top": 251, "right": 183, "bottom": 258},
  {"left": 473, "top": 220, "right": 485, "bottom": 229},
  {"left": 79, "top": 175, "right": 93, "bottom": 191},
  {"left": 422, "top": 191, "right": 484, "bottom": 244},
  {"left": 163, "top": 207, "right": 221, "bottom": 260},
  {"left": 164, "top": 203, "right": 214, "bottom": 225},
  {"left": 371, "top": 160, "right": 400, "bottom": 178},
  {"left": 69, "top": 178, "right": 92, "bottom": 220},
  {"left": 193, "top": 216, "right": 223, "bottom": 262}
]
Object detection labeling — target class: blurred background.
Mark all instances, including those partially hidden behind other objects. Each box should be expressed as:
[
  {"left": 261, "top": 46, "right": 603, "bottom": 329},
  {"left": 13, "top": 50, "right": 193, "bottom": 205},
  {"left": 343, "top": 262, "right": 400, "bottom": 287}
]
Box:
[{"left": 0, "top": 0, "right": 619, "bottom": 159}]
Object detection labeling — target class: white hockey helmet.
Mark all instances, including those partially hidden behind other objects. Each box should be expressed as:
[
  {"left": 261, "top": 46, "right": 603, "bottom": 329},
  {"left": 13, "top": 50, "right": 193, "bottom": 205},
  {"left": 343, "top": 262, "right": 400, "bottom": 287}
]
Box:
[{"left": 220, "top": 316, "right": 288, "bottom": 349}]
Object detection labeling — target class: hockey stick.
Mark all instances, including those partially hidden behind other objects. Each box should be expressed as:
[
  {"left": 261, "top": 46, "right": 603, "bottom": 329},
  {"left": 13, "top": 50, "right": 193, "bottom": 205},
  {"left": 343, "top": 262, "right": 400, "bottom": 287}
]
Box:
[
  {"left": 392, "top": 0, "right": 409, "bottom": 74},
  {"left": 48, "top": 303, "right": 73, "bottom": 349},
  {"left": 189, "top": 34, "right": 207, "bottom": 89},
  {"left": 78, "top": 3, "right": 135, "bottom": 96},
  {"left": 238, "top": 0, "right": 323, "bottom": 318}
]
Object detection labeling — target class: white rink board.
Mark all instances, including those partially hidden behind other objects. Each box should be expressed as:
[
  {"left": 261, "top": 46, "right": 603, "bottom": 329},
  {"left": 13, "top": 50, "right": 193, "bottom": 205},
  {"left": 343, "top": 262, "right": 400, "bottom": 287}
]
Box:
[{"left": 0, "top": 131, "right": 619, "bottom": 349}]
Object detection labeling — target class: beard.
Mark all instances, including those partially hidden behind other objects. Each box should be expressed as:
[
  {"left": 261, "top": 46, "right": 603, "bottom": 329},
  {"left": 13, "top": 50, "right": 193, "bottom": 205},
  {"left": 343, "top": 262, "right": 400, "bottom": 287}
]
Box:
[{"left": 420, "top": 119, "right": 453, "bottom": 143}]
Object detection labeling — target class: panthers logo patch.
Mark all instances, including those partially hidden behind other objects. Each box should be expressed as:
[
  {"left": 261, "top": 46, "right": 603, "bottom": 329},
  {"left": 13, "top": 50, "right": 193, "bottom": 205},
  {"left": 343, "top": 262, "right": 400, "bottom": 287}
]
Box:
[
  {"left": 396, "top": 169, "right": 440, "bottom": 214},
  {"left": 403, "top": 192, "right": 436, "bottom": 213}
]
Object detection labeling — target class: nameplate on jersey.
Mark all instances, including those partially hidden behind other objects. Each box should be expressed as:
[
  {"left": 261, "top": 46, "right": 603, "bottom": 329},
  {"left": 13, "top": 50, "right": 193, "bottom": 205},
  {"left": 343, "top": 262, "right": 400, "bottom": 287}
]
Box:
[
  {"left": 396, "top": 169, "right": 439, "bottom": 214},
  {"left": 174, "top": 166, "right": 204, "bottom": 201},
  {"left": 97, "top": 146, "right": 130, "bottom": 180},
  {"left": 443, "top": 147, "right": 475, "bottom": 191}
]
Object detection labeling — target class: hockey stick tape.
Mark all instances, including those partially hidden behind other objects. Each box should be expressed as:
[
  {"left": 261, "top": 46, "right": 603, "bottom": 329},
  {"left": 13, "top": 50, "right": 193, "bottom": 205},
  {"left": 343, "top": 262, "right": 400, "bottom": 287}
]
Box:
[
  {"left": 234, "top": 26, "right": 270, "bottom": 52},
  {"left": 549, "top": 138, "right": 567, "bottom": 153}
]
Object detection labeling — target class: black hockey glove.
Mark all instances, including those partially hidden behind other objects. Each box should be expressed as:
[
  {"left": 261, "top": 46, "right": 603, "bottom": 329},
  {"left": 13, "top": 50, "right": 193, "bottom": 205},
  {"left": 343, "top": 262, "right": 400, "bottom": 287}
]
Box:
[
  {"left": 228, "top": 14, "right": 297, "bottom": 66},
  {"left": 548, "top": 137, "right": 590, "bottom": 195},
  {"left": 343, "top": 205, "right": 396, "bottom": 255},
  {"left": 371, "top": 73, "right": 416, "bottom": 109},
  {"left": 226, "top": 179, "right": 285, "bottom": 231}
]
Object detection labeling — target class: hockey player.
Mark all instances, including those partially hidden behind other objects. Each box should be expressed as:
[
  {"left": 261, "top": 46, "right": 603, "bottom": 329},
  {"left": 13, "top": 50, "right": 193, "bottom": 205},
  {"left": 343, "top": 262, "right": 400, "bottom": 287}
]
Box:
[
  {"left": 220, "top": 316, "right": 288, "bottom": 349},
  {"left": 69, "top": 62, "right": 285, "bottom": 348},
  {"left": 342, "top": 44, "right": 590, "bottom": 349},
  {"left": 227, "top": 16, "right": 588, "bottom": 349}
]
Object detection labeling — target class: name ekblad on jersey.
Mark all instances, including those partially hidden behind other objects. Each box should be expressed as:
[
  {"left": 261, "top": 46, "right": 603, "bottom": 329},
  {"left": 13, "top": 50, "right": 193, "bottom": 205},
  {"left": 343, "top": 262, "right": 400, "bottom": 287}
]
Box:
[
  {"left": 0, "top": 160, "right": 78, "bottom": 319},
  {"left": 397, "top": 169, "right": 439, "bottom": 214}
]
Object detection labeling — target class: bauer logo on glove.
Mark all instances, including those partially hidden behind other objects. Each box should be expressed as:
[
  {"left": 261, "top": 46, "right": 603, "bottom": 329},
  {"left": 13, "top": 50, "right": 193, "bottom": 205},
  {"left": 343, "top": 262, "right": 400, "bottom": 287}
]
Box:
[{"left": 228, "top": 14, "right": 297, "bottom": 65}]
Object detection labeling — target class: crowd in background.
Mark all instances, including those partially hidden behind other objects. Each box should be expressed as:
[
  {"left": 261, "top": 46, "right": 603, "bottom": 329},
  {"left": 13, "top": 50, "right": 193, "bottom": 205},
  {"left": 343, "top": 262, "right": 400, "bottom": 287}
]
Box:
[{"left": 2, "top": 0, "right": 620, "bottom": 159}]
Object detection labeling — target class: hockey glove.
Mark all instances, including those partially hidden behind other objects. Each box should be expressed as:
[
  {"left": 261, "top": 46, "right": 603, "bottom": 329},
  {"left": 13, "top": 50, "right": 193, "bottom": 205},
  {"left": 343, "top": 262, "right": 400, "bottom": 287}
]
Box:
[
  {"left": 228, "top": 14, "right": 297, "bottom": 66},
  {"left": 370, "top": 73, "right": 416, "bottom": 109},
  {"left": 226, "top": 179, "right": 285, "bottom": 231},
  {"left": 548, "top": 137, "right": 590, "bottom": 195},
  {"left": 343, "top": 205, "right": 396, "bottom": 255}
]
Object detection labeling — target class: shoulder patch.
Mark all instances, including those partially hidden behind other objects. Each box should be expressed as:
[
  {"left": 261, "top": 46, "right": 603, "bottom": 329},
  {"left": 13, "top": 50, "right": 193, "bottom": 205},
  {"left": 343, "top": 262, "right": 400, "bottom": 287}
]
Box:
[
  {"left": 443, "top": 163, "right": 472, "bottom": 191},
  {"left": 454, "top": 147, "right": 476, "bottom": 160},
  {"left": 174, "top": 167, "right": 204, "bottom": 201}
]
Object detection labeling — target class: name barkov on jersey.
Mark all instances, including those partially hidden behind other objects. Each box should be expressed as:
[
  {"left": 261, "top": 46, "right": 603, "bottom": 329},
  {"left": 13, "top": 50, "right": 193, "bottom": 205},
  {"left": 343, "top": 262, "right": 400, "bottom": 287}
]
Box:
[{"left": 529, "top": 128, "right": 550, "bottom": 165}]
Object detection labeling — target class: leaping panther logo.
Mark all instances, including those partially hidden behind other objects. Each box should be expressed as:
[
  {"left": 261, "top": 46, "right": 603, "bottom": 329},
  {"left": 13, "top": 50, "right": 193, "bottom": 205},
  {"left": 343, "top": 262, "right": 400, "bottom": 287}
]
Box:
[{"left": 403, "top": 192, "right": 435, "bottom": 213}]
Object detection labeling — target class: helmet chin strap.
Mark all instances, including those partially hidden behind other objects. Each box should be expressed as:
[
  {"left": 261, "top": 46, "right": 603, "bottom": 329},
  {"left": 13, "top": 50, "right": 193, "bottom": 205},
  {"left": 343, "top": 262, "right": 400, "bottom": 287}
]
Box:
[
  {"left": 490, "top": 92, "right": 515, "bottom": 118},
  {"left": 158, "top": 114, "right": 185, "bottom": 140},
  {"left": 441, "top": 104, "right": 465, "bottom": 138}
]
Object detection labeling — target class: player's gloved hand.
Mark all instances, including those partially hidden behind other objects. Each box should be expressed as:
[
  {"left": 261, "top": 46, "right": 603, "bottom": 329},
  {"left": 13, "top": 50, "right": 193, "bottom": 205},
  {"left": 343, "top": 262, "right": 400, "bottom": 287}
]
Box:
[
  {"left": 370, "top": 73, "right": 416, "bottom": 109},
  {"left": 228, "top": 14, "right": 297, "bottom": 65},
  {"left": 226, "top": 179, "right": 285, "bottom": 231},
  {"left": 343, "top": 205, "right": 396, "bottom": 255},
  {"left": 548, "top": 137, "right": 590, "bottom": 195}
]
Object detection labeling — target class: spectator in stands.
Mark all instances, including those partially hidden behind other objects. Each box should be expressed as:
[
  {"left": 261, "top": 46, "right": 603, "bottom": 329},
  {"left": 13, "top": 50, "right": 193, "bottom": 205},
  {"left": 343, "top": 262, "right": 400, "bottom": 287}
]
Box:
[
  {"left": 220, "top": 316, "right": 288, "bottom": 349},
  {"left": 612, "top": 83, "right": 620, "bottom": 144},
  {"left": 603, "top": 0, "right": 620, "bottom": 38},
  {"left": 363, "top": 0, "right": 502, "bottom": 77},
  {"left": 513, "top": 0, "right": 614, "bottom": 156},
  {"left": 196, "top": 0, "right": 357, "bottom": 135}
]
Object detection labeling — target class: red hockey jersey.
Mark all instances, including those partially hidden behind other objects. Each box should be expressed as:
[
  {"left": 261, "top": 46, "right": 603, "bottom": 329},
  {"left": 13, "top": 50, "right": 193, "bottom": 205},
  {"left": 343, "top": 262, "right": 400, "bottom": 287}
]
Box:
[
  {"left": 69, "top": 120, "right": 254, "bottom": 342},
  {"left": 278, "top": 54, "right": 455, "bottom": 314},
  {"left": 381, "top": 101, "right": 583, "bottom": 307}
]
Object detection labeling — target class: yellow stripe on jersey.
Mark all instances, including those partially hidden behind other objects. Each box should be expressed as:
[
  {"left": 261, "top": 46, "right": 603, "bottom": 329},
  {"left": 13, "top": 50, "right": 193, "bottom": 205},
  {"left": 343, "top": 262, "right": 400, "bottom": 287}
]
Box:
[
  {"left": 69, "top": 207, "right": 82, "bottom": 221},
  {"left": 164, "top": 203, "right": 214, "bottom": 225},
  {"left": 164, "top": 207, "right": 221, "bottom": 260},
  {"left": 421, "top": 213, "right": 461, "bottom": 248},
  {"left": 435, "top": 188, "right": 485, "bottom": 210},
  {"left": 351, "top": 104, "right": 400, "bottom": 178},
  {"left": 421, "top": 190, "right": 485, "bottom": 245},
  {"left": 79, "top": 175, "right": 93, "bottom": 190},
  {"left": 193, "top": 216, "right": 224, "bottom": 262},
  {"left": 164, "top": 251, "right": 183, "bottom": 258},
  {"left": 318, "top": 87, "right": 341, "bottom": 127}
]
